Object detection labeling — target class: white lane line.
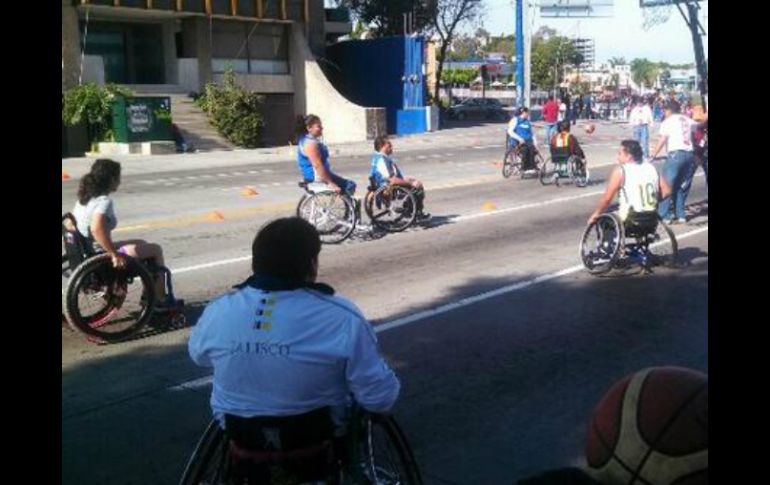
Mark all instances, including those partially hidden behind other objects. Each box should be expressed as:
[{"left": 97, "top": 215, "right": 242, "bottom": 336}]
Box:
[
  {"left": 248, "top": 170, "right": 259, "bottom": 174},
  {"left": 167, "top": 226, "right": 708, "bottom": 392},
  {"left": 272, "top": 182, "right": 282, "bottom": 186},
  {"left": 217, "top": 173, "right": 229, "bottom": 177}
]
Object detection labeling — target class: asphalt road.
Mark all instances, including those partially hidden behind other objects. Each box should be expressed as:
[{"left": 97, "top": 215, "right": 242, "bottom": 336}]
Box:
[{"left": 61, "top": 121, "right": 708, "bottom": 484}]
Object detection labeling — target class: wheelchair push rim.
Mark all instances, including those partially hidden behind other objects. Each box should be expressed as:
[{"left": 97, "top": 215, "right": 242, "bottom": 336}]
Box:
[
  {"left": 580, "top": 214, "right": 623, "bottom": 274},
  {"left": 63, "top": 253, "right": 156, "bottom": 342},
  {"left": 298, "top": 192, "right": 357, "bottom": 244},
  {"left": 502, "top": 147, "right": 520, "bottom": 179},
  {"left": 366, "top": 186, "right": 418, "bottom": 233}
]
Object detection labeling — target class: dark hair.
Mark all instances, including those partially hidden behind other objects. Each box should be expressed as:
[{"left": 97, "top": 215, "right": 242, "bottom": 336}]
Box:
[
  {"left": 665, "top": 100, "right": 681, "bottom": 113},
  {"left": 252, "top": 217, "right": 321, "bottom": 282},
  {"left": 519, "top": 107, "right": 529, "bottom": 114},
  {"left": 304, "top": 114, "right": 321, "bottom": 129},
  {"left": 77, "top": 158, "right": 121, "bottom": 205},
  {"left": 557, "top": 120, "right": 570, "bottom": 132},
  {"left": 374, "top": 135, "right": 390, "bottom": 152},
  {"left": 620, "top": 140, "right": 644, "bottom": 162}
]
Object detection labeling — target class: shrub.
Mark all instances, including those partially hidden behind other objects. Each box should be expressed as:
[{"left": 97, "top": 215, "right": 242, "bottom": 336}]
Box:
[
  {"left": 62, "top": 83, "right": 132, "bottom": 147},
  {"left": 197, "top": 70, "right": 265, "bottom": 148}
]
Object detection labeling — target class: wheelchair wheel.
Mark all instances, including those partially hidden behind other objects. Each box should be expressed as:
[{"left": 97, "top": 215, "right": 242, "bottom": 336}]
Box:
[
  {"left": 532, "top": 152, "right": 544, "bottom": 178},
  {"left": 366, "top": 186, "right": 417, "bottom": 233},
  {"left": 179, "top": 419, "right": 228, "bottom": 485},
  {"left": 502, "top": 147, "right": 520, "bottom": 179},
  {"left": 63, "top": 253, "right": 156, "bottom": 342},
  {"left": 645, "top": 218, "right": 679, "bottom": 268},
  {"left": 569, "top": 157, "right": 589, "bottom": 188},
  {"left": 539, "top": 157, "right": 557, "bottom": 186},
  {"left": 350, "top": 413, "right": 423, "bottom": 485},
  {"left": 298, "top": 192, "right": 357, "bottom": 244},
  {"left": 580, "top": 214, "right": 623, "bottom": 275}
]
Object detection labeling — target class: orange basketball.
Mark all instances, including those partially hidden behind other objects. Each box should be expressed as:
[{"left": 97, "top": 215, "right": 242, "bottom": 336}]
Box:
[
  {"left": 585, "top": 367, "right": 708, "bottom": 485},
  {"left": 584, "top": 123, "right": 596, "bottom": 134}
]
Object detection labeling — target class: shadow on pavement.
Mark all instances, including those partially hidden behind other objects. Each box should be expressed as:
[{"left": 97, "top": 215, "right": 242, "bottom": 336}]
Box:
[{"left": 62, "top": 240, "right": 707, "bottom": 485}]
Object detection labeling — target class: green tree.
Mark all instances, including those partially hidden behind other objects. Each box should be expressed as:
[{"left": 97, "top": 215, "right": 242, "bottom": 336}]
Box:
[
  {"left": 531, "top": 33, "right": 581, "bottom": 91},
  {"left": 431, "top": 0, "right": 485, "bottom": 103},
  {"left": 630, "top": 58, "right": 660, "bottom": 89},
  {"left": 340, "top": 0, "right": 437, "bottom": 37},
  {"left": 447, "top": 34, "right": 480, "bottom": 60},
  {"left": 608, "top": 56, "right": 627, "bottom": 67}
]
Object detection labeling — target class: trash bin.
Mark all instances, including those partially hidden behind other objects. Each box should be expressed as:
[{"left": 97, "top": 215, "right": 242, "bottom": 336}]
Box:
[{"left": 111, "top": 96, "right": 173, "bottom": 143}]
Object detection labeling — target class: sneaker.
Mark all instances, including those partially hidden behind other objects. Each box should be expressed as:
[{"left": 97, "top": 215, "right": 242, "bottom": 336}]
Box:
[
  {"left": 677, "top": 217, "right": 687, "bottom": 224},
  {"left": 417, "top": 212, "right": 432, "bottom": 221},
  {"left": 662, "top": 218, "right": 675, "bottom": 225}
]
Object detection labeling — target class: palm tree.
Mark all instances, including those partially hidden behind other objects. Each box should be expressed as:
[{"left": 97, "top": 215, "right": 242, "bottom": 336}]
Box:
[{"left": 608, "top": 57, "right": 627, "bottom": 67}]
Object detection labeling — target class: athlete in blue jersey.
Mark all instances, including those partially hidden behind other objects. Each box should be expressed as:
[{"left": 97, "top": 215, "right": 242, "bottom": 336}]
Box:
[
  {"left": 296, "top": 114, "right": 357, "bottom": 195},
  {"left": 368, "top": 136, "right": 429, "bottom": 219},
  {"left": 506, "top": 107, "right": 539, "bottom": 171}
]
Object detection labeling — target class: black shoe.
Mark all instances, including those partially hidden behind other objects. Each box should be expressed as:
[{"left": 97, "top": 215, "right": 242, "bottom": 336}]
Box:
[{"left": 417, "top": 212, "right": 432, "bottom": 221}]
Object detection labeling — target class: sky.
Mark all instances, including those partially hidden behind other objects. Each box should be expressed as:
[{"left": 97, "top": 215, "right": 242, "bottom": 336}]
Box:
[{"left": 476, "top": 0, "right": 708, "bottom": 64}]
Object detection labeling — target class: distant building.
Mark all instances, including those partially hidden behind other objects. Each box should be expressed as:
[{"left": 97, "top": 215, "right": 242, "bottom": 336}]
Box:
[{"left": 571, "top": 38, "right": 595, "bottom": 69}]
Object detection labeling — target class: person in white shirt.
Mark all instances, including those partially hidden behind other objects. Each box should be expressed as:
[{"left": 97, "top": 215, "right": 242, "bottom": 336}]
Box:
[
  {"left": 588, "top": 140, "right": 671, "bottom": 226},
  {"left": 629, "top": 96, "right": 654, "bottom": 159},
  {"left": 558, "top": 99, "right": 567, "bottom": 122},
  {"left": 649, "top": 100, "right": 696, "bottom": 224},
  {"left": 188, "top": 217, "right": 400, "bottom": 475}
]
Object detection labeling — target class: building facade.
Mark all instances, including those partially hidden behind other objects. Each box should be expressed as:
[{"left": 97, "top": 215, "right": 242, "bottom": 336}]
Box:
[{"left": 62, "top": 0, "right": 382, "bottom": 151}]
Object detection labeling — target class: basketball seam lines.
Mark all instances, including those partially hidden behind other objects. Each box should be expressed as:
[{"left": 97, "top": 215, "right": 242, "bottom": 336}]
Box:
[{"left": 633, "top": 381, "right": 708, "bottom": 482}]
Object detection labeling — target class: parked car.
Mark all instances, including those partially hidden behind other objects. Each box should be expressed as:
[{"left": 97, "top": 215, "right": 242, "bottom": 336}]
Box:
[{"left": 447, "top": 98, "right": 508, "bottom": 121}]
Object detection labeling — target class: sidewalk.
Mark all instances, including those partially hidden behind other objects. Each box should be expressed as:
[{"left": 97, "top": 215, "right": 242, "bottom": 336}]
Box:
[{"left": 61, "top": 120, "right": 626, "bottom": 181}]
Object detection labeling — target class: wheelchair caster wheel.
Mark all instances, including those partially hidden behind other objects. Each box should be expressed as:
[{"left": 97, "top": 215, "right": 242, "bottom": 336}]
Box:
[{"left": 171, "top": 313, "right": 187, "bottom": 327}]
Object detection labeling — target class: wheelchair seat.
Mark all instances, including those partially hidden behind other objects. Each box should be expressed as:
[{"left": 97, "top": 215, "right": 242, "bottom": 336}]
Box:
[
  {"left": 224, "top": 407, "right": 341, "bottom": 483},
  {"left": 299, "top": 181, "right": 337, "bottom": 194},
  {"left": 62, "top": 213, "right": 96, "bottom": 271},
  {"left": 623, "top": 210, "right": 659, "bottom": 238}
]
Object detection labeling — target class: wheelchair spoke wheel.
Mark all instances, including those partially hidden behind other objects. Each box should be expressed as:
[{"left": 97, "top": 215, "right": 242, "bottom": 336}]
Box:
[
  {"left": 645, "top": 219, "right": 679, "bottom": 268},
  {"left": 299, "top": 192, "right": 357, "bottom": 244},
  {"left": 179, "top": 420, "right": 229, "bottom": 485},
  {"left": 502, "top": 148, "right": 520, "bottom": 179},
  {"left": 539, "top": 157, "right": 557, "bottom": 186},
  {"left": 569, "top": 157, "right": 588, "bottom": 188},
  {"left": 355, "top": 414, "right": 423, "bottom": 485},
  {"left": 580, "top": 214, "right": 623, "bottom": 275},
  {"left": 64, "top": 254, "right": 155, "bottom": 342},
  {"left": 368, "top": 186, "right": 417, "bottom": 233}
]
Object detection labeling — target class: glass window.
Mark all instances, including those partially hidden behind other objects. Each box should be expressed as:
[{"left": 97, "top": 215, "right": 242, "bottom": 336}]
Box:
[
  {"left": 211, "top": 0, "right": 231, "bottom": 15},
  {"left": 237, "top": 0, "right": 256, "bottom": 17}
]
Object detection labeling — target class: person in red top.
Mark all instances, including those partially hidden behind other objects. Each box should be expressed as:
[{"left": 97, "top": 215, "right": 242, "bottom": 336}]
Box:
[{"left": 542, "top": 96, "right": 560, "bottom": 149}]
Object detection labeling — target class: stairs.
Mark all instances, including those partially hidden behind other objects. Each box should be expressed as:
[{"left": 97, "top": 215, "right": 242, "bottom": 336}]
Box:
[{"left": 124, "top": 85, "right": 235, "bottom": 152}]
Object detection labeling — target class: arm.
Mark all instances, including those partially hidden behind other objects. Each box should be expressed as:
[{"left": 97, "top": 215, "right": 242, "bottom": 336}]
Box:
[
  {"left": 650, "top": 134, "right": 668, "bottom": 160},
  {"left": 507, "top": 118, "right": 525, "bottom": 144},
  {"left": 90, "top": 212, "right": 125, "bottom": 269},
  {"left": 305, "top": 140, "right": 341, "bottom": 192},
  {"left": 587, "top": 166, "right": 623, "bottom": 225},
  {"left": 346, "top": 319, "right": 401, "bottom": 413}
]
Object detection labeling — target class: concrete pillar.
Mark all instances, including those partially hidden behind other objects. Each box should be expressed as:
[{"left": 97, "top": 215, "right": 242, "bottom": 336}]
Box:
[
  {"left": 62, "top": 1, "right": 81, "bottom": 91},
  {"left": 162, "top": 20, "right": 179, "bottom": 85},
  {"left": 181, "top": 17, "right": 213, "bottom": 90},
  {"left": 305, "top": 0, "right": 326, "bottom": 58}
]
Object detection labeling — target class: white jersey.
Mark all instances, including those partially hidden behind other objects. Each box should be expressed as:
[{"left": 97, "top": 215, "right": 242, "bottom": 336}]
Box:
[
  {"left": 659, "top": 114, "right": 695, "bottom": 152},
  {"left": 189, "top": 283, "right": 400, "bottom": 423},
  {"left": 619, "top": 161, "right": 660, "bottom": 221}
]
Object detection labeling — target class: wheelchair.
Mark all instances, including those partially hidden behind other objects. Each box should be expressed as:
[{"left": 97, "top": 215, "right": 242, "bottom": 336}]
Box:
[
  {"left": 579, "top": 210, "right": 678, "bottom": 275},
  {"left": 296, "top": 182, "right": 358, "bottom": 244},
  {"left": 179, "top": 406, "right": 423, "bottom": 485},
  {"left": 364, "top": 177, "right": 420, "bottom": 233},
  {"left": 61, "top": 213, "right": 185, "bottom": 343},
  {"left": 502, "top": 138, "right": 543, "bottom": 180},
  {"left": 540, "top": 151, "right": 589, "bottom": 187}
]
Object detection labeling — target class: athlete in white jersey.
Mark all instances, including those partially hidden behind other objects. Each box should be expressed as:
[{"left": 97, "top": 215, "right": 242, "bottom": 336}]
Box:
[{"left": 588, "top": 140, "right": 671, "bottom": 225}]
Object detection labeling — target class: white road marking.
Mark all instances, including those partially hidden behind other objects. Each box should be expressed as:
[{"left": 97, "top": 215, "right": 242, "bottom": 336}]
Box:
[{"left": 166, "top": 225, "right": 708, "bottom": 391}]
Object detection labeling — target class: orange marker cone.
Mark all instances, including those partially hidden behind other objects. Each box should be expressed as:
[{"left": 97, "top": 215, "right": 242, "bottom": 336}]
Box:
[
  {"left": 482, "top": 201, "right": 497, "bottom": 211},
  {"left": 62, "top": 171, "right": 71, "bottom": 181},
  {"left": 241, "top": 186, "right": 258, "bottom": 197},
  {"left": 206, "top": 211, "right": 225, "bottom": 221}
]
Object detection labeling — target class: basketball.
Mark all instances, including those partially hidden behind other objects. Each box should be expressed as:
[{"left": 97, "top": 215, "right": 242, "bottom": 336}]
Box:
[
  {"left": 585, "top": 367, "right": 708, "bottom": 485},
  {"left": 584, "top": 123, "right": 596, "bottom": 134}
]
